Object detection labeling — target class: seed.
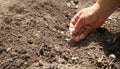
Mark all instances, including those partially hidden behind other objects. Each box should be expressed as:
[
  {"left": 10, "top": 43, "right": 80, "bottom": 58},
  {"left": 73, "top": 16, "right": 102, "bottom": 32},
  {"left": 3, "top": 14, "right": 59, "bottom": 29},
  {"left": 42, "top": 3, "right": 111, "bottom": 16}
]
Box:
[{"left": 69, "top": 27, "right": 75, "bottom": 35}]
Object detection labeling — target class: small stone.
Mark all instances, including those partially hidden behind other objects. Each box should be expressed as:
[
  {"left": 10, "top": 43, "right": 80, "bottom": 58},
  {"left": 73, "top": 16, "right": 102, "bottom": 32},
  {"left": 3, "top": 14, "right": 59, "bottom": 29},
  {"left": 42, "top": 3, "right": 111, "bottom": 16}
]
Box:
[
  {"left": 24, "top": 62, "right": 28, "bottom": 65},
  {"left": 6, "top": 47, "right": 11, "bottom": 52},
  {"left": 34, "top": 63, "right": 40, "bottom": 67},
  {"left": 20, "top": 49, "right": 27, "bottom": 54},
  {"left": 71, "top": 57, "right": 78, "bottom": 61},
  {"left": 97, "top": 58, "right": 102, "bottom": 64},
  {"left": 18, "top": 34, "right": 22, "bottom": 38},
  {"left": 109, "top": 54, "right": 116, "bottom": 60},
  {"left": 60, "top": 31, "right": 64, "bottom": 34},
  {"left": 65, "top": 38, "right": 71, "bottom": 42},
  {"left": 4, "top": 17, "right": 12, "bottom": 24},
  {"left": 15, "top": 59, "right": 24, "bottom": 67},
  {"left": 0, "top": 48, "right": 6, "bottom": 54},
  {"left": 39, "top": 63, "right": 43, "bottom": 66},
  {"left": 55, "top": 47, "right": 60, "bottom": 52},
  {"left": 27, "top": 39, "right": 33, "bottom": 44},
  {"left": 35, "top": 33, "right": 39, "bottom": 37},
  {"left": 108, "top": 16, "right": 112, "bottom": 20},
  {"left": 7, "top": 58, "right": 13, "bottom": 62},
  {"left": 70, "top": 1, "right": 75, "bottom": 6},
  {"left": 74, "top": 5, "right": 78, "bottom": 9},
  {"left": 58, "top": 58, "right": 66, "bottom": 64},
  {"left": 114, "top": 63, "right": 120, "bottom": 69},
  {"left": 11, "top": 51, "right": 18, "bottom": 55},
  {"left": 66, "top": 3, "right": 71, "bottom": 7},
  {"left": 39, "top": 60, "right": 44, "bottom": 66},
  {"left": 21, "top": 54, "right": 30, "bottom": 60}
]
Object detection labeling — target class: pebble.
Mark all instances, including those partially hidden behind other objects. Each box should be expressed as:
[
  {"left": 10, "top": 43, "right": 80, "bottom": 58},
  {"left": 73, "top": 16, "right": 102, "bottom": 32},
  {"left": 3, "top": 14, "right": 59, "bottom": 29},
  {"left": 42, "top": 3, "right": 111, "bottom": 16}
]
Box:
[
  {"left": 71, "top": 57, "right": 78, "bottom": 61},
  {"left": 24, "top": 61, "right": 28, "bottom": 65},
  {"left": 66, "top": 2, "right": 71, "bottom": 7},
  {"left": 74, "top": 5, "right": 78, "bottom": 9},
  {"left": 70, "top": 1, "right": 76, "bottom": 6},
  {"left": 7, "top": 58, "right": 13, "bottom": 62},
  {"left": 39, "top": 62, "right": 43, "bottom": 66},
  {"left": 20, "top": 49, "right": 27, "bottom": 54},
  {"left": 34, "top": 63, "right": 40, "bottom": 67},
  {"left": 97, "top": 58, "right": 103, "bottom": 64},
  {"left": 18, "top": 34, "right": 22, "bottom": 38},
  {"left": 0, "top": 48, "right": 6, "bottom": 54},
  {"left": 58, "top": 58, "right": 66, "bottom": 64},
  {"left": 65, "top": 1, "right": 78, "bottom": 9},
  {"left": 55, "top": 47, "right": 60, "bottom": 52},
  {"left": 22, "top": 54, "right": 30, "bottom": 60},
  {"left": 4, "top": 17, "right": 12, "bottom": 24},
  {"left": 11, "top": 52, "right": 18, "bottom": 57},
  {"left": 65, "top": 38, "right": 71, "bottom": 42},
  {"left": 39, "top": 60, "right": 44, "bottom": 66},
  {"left": 6, "top": 47, "right": 11, "bottom": 52},
  {"left": 60, "top": 31, "right": 64, "bottom": 34},
  {"left": 109, "top": 54, "right": 116, "bottom": 60},
  {"left": 27, "top": 39, "right": 33, "bottom": 44},
  {"left": 114, "top": 63, "right": 120, "bottom": 69},
  {"left": 108, "top": 16, "right": 112, "bottom": 20}
]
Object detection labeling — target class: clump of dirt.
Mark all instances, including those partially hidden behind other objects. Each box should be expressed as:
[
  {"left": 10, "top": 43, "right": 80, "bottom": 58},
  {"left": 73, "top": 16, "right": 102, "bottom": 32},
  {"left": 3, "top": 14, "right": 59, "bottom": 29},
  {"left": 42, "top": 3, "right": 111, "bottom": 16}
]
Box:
[{"left": 0, "top": 0, "right": 120, "bottom": 69}]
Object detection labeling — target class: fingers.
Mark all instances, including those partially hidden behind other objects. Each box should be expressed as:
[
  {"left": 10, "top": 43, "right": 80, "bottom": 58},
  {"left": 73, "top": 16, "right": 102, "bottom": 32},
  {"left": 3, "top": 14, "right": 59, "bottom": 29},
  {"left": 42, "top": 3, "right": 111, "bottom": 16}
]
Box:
[
  {"left": 70, "top": 13, "right": 80, "bottom": 26},
  {"left": 69, "top": 13, "right": 80, "bottom": 35},
  {"left": 69, "top": 12, "right": 84, "bottom": 35},
  {"left": 72, "top": 28, "right": 84, "bottom": 42},
  {"left": 73, "top": 15, "right": 84, "bottom": 35},
  {"left": 72, "top": 27, "right": 90, "bottom": 42},
  {"left": 79, "top": 29, "right": 90, "bottom": 40},
  {"left": 69, "top": 10, "right": 91, "bottom": 42}
]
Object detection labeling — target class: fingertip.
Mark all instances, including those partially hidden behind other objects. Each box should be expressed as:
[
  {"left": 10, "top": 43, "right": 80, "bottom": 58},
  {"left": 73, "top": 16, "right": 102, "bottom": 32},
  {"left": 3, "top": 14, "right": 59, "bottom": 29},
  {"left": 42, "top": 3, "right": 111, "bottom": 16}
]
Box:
[
  {"left": 75, "top": 35, "right": 80, "bottom": 42},
  {"left": 79, "top": 29, "right": 90, "bottom": 40},
  {"left": 79, "top": 34, "right": 85, "bottom": 40},
  {"left": 70, "top": 14, "right": 80, "bottom": 26}
]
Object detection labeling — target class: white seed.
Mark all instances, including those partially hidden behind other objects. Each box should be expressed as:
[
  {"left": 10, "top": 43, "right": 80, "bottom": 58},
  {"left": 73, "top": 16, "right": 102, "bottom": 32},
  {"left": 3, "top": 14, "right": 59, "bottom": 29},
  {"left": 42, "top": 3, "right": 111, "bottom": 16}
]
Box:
[{"left": 69, "top": 27, "right": 75, "bottom": 35}]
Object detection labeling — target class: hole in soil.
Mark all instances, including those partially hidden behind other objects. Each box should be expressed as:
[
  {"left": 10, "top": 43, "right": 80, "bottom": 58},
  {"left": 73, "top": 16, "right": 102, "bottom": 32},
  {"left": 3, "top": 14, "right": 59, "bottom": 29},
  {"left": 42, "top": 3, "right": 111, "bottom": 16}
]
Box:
[{"left": 27, "top": 39, "right": 33, "bottom": 44}]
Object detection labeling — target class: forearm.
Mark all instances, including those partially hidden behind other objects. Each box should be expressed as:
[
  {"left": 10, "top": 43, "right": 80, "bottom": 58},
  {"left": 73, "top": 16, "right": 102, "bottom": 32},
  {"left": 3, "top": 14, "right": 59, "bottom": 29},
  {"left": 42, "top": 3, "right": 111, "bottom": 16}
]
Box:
[{"left": 95, "top": 0, "right": 120, "bottom": 19}]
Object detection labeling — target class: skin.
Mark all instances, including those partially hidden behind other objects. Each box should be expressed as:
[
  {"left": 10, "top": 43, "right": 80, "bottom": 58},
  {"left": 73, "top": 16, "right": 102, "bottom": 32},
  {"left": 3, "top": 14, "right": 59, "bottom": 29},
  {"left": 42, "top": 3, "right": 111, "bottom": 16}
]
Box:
[{"left": 69, "top": 0, "right": 120, "bottom": 42}]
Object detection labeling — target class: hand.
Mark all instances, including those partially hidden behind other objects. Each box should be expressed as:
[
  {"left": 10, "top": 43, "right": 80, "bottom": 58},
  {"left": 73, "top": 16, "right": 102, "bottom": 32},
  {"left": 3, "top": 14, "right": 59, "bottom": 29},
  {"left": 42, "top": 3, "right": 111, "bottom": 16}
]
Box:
[{"left": 69, "top": 4, "right": 105, "bottom": 42}]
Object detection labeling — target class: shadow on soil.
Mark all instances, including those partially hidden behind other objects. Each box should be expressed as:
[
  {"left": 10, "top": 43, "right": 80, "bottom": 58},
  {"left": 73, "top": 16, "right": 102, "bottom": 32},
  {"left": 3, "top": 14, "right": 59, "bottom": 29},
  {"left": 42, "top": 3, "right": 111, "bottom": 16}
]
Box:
[{"left": 68, "top": 28, "right": 120, "bottom": 61}]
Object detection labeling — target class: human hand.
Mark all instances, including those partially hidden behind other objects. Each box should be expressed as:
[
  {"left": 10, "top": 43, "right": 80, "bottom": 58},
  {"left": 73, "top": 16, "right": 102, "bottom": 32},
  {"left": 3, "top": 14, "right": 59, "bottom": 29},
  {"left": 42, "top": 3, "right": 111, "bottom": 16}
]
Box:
[{"left": 69, "top": 4, "right": 106, "bottom": 42}]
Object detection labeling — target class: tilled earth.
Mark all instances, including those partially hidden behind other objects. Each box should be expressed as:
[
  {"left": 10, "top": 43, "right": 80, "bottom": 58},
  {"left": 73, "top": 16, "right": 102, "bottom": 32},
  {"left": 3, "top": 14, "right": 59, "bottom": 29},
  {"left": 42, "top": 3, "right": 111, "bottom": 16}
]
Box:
[{"left": 0, "top": 0, "right": 120, "bottom": 69}]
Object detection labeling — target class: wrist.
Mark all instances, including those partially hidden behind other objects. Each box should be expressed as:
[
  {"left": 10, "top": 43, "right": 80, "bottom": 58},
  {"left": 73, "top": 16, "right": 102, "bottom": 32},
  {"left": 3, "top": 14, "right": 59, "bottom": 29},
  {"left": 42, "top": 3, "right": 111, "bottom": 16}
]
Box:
[{"left": 95, "top": 0, "right": 120, "bottom": 19}]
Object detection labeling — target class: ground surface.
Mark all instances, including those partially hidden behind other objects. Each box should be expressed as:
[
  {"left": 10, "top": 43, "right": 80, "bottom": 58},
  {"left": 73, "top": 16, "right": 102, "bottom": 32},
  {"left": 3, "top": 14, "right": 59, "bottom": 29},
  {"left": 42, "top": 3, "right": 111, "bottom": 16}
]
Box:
[{"left": 0, "top": 0, "right": 120, "bottom": 69}]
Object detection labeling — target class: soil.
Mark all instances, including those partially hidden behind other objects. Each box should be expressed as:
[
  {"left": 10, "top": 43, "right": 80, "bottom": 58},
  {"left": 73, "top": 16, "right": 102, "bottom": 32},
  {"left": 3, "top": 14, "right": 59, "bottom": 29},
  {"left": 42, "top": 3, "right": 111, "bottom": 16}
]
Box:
[{"left": 0, "top": 0, "right": 120, "bottom": 69}]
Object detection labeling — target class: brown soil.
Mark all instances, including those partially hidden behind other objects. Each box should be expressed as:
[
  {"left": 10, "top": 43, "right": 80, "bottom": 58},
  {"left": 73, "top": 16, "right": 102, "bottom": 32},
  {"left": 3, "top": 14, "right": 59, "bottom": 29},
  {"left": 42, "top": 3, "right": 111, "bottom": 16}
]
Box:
[{"left": 0, "top": 0, "right": 120, "bottom": 69}]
